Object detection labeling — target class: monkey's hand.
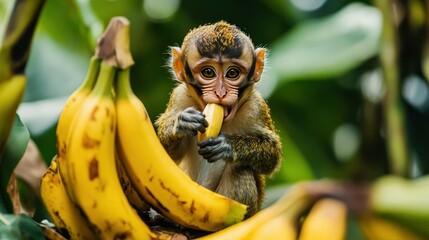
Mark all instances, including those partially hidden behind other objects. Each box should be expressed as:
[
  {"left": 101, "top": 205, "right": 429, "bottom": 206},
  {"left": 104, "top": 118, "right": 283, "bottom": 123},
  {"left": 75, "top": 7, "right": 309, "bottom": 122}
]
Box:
[
  {"left": 198, "top": 134, "right": 233, "bottom": 163},
  {"left": 174, "top": 107, "right": 208, "bottom": 137}
]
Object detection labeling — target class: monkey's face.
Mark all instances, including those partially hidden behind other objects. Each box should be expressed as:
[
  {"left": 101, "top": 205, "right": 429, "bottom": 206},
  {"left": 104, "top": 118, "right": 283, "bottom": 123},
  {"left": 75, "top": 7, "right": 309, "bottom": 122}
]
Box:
[
  {"left": 185, "top": 43, "right": 254, "bottom": 122},
  {"left": 171, "top": 21, "right": 266, "bottom": 123}
]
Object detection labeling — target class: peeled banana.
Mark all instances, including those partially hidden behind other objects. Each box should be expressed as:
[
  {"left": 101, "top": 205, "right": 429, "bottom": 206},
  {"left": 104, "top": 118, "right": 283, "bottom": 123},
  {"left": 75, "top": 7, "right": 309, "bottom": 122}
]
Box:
[
  {"left": 298, "top": 198, "right": 347, "bottom": 240},
  {"left": 115, "top": 68, "right": 247, "bottom": 232},
  {"left": 40, "top": 157, "right": 97, "bottom": 240},
  {"left": 63, "top": 61, "right": 158, "bottom": 239},
  {"left": 0, "top": 75, "right": 26, "bottom": 153},
  {"left": 197, "top": 103, "right": 224, "bottom": 142}
]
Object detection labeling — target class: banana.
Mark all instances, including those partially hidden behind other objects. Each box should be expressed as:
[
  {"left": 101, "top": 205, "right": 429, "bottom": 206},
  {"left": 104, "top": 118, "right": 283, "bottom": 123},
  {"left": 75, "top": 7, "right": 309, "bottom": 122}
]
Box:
[
  {"left": 57, "top": 57, "right": 100, "bottom": 202},
  {"left": 246, "top": 214, "right": 297, "bottom": 240},
  {"left": 0, "top": 75, "right": 26, "bottom": 153},
  {"left": 358, "top": 214, "right": 423, "bottom": 240},
  {"left": 64, "top": 61, "right": 159, "bottom": 239},
  {"left": 197, "top": 103, "right": 224, "bottom": 142},
  {"left": 115, "top": 155, "right": 150, "bottom": 212},
  {"left": 298, "top": 198, "right": 347, "bottom": 240},
  {"left": 40, "top": 157, "right": 97, "bottom": 240},
  {"left": 196, "top": 184, "right": 312, "bottom": 240},
  {"left": 115, "top": 68, "right": 247, "bottom": 232}
]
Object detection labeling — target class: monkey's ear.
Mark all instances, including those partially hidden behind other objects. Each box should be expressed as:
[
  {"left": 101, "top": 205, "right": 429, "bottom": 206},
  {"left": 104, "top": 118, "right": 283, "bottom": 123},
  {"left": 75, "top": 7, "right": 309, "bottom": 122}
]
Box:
[
  {"left": 171, "top": 47, "right": 185, "bottom": 82},
  {"left": 252, "top": 48, "right": 266, "bottom": 83}
]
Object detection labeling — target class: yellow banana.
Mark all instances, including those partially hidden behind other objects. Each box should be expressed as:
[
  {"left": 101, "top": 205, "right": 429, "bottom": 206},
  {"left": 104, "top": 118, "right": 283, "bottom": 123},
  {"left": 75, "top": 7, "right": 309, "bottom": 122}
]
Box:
[
  {"left": 115, "top": 68, "right": 247, "bottom": 232},
  {"left": 197, "top": 184, "right": 312, "bottom": 240},
  {"left": 57, "top": 57, "right": 100, "bottom": 202},
  {"left": 246, "top": 214, "right": 297, "bottom": 240},
  {"left": 358, "top": 214, "right": 424, "bottom": 240},
  {"left": 298, "top": 198, "right": 347, "bottom": 240},
  {"left": 0, "top": 74, "right": 26, "bottom": 153},
  {"left": 197, "top": 103, "right": 224, "bottom": 142},
  {"left": 40, "top": 157, "right": 97, "bottom": 240},
  {"left": 64, "top": 61, "right": 159, "bottom": 239},
  {"left": 115, "top": 155, "right": 150, "bottom": 212}
]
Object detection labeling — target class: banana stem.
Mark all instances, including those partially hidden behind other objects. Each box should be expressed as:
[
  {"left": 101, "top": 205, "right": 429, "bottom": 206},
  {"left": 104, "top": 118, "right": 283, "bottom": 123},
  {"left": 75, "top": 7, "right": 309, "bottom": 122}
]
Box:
[
  {"left": 91, "top": 62, "right": 116, "bottom": 97},
  {"left": 373, "top": 0, "right": 410, "bottom": 177},
  {"left": 94, "top": 17, "right": 134, "bottom": 69},
  {"left": 77, "top": 57, "right": 101, "bottom": 91},
  {"left": 115, "top": 68, "right": 132, "bottom": 99}
]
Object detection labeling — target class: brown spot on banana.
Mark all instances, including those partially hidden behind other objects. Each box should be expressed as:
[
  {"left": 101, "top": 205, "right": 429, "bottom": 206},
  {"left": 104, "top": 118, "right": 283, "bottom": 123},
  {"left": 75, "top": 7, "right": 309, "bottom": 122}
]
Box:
[
  {"left": 82, "top": 133, "right": 101, "bottom": 148},
  {"left": 89, "top": 157, "right": 99, "bottom": 180},
  {"left": 90, "top": 106, "right": 99, "bottom": 121},
  {"left": 198, "top": 103, "right": 224, "bottom": 142},
  {"left": 145, "top": 187, "right": 170, "bottom": 213},
  {"left": 202, "top": 212, "right": 209, "bottom": 223},
  {"left": 159, "top": 180, "right": 179, "bottom": 198},
  {"left": 190, "top": 200, "right": 196, "bottom": 214}
]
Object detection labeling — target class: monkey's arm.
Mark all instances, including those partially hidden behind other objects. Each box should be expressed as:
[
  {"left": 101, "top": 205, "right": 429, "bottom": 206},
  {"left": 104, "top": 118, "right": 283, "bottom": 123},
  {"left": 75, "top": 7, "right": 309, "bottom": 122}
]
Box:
[
  {"left": 156, "top": 85, "right": 207, "bottom": 161},
  {"left": 198, "top": 98, "right": 282, "bottom": 175}
]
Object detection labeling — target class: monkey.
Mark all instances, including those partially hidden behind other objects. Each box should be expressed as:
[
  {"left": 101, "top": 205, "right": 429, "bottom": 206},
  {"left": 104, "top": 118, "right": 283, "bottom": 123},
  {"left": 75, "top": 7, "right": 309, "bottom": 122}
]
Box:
[{"left": 155, "top": 21, "right": 282, "bottom": 217}]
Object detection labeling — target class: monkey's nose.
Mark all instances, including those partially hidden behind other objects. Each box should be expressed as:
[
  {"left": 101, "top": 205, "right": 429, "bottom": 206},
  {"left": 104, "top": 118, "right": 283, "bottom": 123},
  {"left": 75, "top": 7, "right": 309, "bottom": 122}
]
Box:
[{"left": 215, "top": 85, "right": 227, "bottom": 99}]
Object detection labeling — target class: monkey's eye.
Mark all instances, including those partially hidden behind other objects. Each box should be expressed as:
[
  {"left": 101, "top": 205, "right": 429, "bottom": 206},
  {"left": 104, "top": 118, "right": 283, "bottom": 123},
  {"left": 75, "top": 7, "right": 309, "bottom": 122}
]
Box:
[
  {"left": 201, "top": 67, "right": 216, "bottom": 79},
  {"left": 226, "top": 67, "right": 240, "bottom": 79}
]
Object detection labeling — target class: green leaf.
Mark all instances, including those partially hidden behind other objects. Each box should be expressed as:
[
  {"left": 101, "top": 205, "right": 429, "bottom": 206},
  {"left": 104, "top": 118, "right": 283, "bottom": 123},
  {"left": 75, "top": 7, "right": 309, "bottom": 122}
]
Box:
[
  {"left": 261, "top": 2, "right": 381, "bottom": 95},
  {"left": 0, "top": 115, "right": 30, "bottom": 213},
  {"left": 0, "top": 213, "right": 44, "bottom": 239}
]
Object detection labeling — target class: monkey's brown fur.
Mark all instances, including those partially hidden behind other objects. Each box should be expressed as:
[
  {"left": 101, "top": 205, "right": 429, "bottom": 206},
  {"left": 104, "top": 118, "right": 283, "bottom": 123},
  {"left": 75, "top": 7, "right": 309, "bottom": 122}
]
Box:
[{"left": 156, "top": 21, "right": 282, "bottom": 217}]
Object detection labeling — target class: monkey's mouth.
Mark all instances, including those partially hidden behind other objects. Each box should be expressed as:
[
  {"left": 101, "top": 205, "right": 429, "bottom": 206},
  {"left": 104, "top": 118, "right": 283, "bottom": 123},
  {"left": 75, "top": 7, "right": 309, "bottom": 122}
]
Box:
[{"left": 223, "top": 104, "right": 238, "bottom": 124}]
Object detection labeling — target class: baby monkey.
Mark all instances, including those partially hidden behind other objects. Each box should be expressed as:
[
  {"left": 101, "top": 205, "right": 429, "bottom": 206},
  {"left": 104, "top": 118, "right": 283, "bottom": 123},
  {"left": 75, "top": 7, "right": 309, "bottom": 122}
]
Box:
[{"left": 156, "top": 21, "right": 282, "bottom": 217}]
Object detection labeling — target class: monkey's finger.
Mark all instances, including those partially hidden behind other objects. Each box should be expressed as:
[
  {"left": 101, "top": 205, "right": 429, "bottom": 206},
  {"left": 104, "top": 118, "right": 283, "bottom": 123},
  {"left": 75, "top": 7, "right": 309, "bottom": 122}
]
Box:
[
  {"left": 178, "top": 112, "right": 208, "bottom": 127},
  {"left": 197, "top": 137, "right": 220, "bottom": 148}
]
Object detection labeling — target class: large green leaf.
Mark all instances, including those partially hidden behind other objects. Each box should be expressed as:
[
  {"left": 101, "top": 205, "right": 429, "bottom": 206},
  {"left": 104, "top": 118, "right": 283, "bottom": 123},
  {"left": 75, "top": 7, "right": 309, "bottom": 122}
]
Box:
[
  {"left": 260, "top": 2, "right": 381, "bottom": 96},
  {"left": 0, "top": 213, "right": 44, "bottom": 239},
  {"left": 0, "top": 115, "right": 30, "bottom": 213}
]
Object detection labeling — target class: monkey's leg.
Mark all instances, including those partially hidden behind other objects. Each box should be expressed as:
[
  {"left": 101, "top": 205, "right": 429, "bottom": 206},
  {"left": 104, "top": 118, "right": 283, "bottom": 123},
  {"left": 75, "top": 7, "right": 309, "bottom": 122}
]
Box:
[{"left": 215, "top": 164, "right": 263, "bottom": 218}]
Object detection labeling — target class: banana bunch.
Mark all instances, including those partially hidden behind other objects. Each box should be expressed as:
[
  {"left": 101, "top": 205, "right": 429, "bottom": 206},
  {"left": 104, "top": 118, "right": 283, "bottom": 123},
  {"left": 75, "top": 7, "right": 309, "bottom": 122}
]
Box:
[
  {"left": 366, "top": 174, "right": 429, "bottom": 239},
  {"left": 115, "top": 65, "right": 247, "bottom": 232},
  {"left": 195, "top": 183, "right": 349, "bottom": 240},
  {"left": 40, "top": 16, "right": 247, "bottom": 239},
  {"left": 0, "top": 75, "right": 26, "bottom": 154}
]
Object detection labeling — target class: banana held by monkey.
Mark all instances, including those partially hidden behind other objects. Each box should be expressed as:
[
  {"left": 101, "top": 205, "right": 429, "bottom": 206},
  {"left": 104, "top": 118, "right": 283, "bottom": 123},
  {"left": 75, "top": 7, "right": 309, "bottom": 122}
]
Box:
[
  {"left": 40, "top": 157, "right": 97, "bottom": 240},
  {"left": 57, "top": 57, "right": 100, "bottom": 202},
  {"left": 197, "top": 103, "right": 224, "bottom": 142},
  {"left": 0, "top": 74, "right": 26, "bottom": 153},
  {"left": 115, "top": 67, "right": 248, "bottom": 232},
  {"left": 64, "top": 61, "right": 158, "bottom": 239},
  {"left": 298, "top": 198, "right": 347, "bottom": 240}
]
